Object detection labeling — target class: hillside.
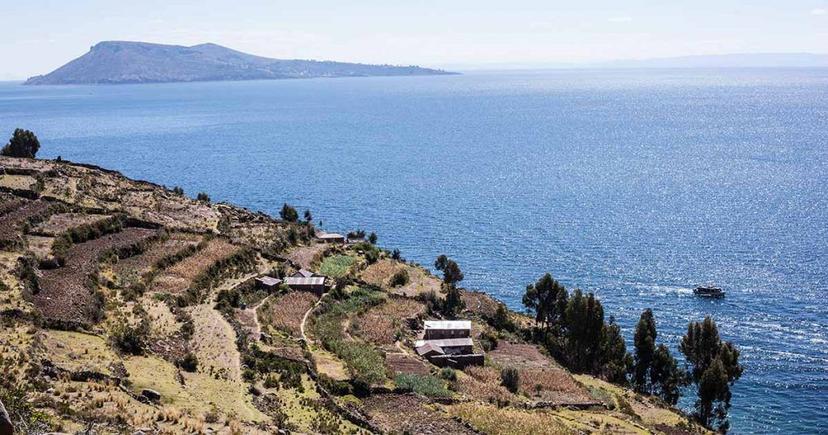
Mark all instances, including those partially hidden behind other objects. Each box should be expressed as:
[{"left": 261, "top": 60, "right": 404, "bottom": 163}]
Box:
[
  {"left": 0, "top": 155, "right": 707, "bottom": 434},
  {"left": 24, "top": 41, "right": 455, "bottom": 85}
]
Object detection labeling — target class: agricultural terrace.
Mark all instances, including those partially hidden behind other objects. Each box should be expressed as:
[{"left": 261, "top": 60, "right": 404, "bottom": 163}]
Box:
[
  {"left": 257, "top": 291, "right": 318, "bottom": 338},
  {"left": 150, "top": 238, "right": 244, "bottom": 295},
  {"left": 351, "top": 297, "right": 425, "bottom": 349},
  {"left": 31, "top": 213, "right": 112, "bottom": 236},
  {"left": 113, "top": 232, "right": 202, "bottom": 282},
  {"left": 35, "top": 227, "right": 159, "bottom": 325},
  {"left": 309, "top": 286, "right": 388, "bottom": 386},
  {"left": 318, "top": 254, "right": 357, "bottom": 278},
  {"left": 359, "top": 258, "right": 442, "bottom": 297}
]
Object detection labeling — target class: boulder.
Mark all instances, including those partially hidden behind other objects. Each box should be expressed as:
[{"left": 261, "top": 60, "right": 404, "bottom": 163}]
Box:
[
  {"left": 0, "top": 399, "right": 12, "bottom": 435},
  {"left": 140, "top": 389, "right": 161, "bottom": 402}
]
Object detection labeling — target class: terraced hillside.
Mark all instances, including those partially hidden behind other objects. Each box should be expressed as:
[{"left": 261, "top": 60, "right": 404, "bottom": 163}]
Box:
[{"left": 0, "top": 156, "right": 708, "bottom": 434}]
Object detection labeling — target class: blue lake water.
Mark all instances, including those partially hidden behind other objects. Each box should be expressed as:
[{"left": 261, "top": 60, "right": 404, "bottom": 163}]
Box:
[{"left": 1, "top": 69, "right": 826, "bottom": 433}]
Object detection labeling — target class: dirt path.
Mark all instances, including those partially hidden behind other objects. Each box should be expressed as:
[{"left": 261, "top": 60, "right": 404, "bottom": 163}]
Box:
[
  {"left": 245, "top": 295, "right": 270, "bottom": 341},
  {"left": 300, "top": 293, "right": 326, "bottom": 342}
]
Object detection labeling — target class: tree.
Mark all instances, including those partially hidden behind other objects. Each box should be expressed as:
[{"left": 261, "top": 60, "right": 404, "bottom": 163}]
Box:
[
  {"left": 1, "top": 129, "right": 40, "bottom": 158},
  {"left": 650, "top": 344, "right": 686, "bottom": 405},
  {"left": 434, "top": 254, "right": 448, "bottom": 271},
  {"left": 500, "top": 367, "right": 520, "bottom": 393},
  {"left": 441, "top": 260, "right": 464, "bottom": 286},
  {"left": 563, "top": 289, "right": 604, "bottom": 372},
  {"left": 442, "top": 285, "right": 465, "bottom": 318},
  {"left": 280, "top": 203, "right": 298, "bottom": 222},
  {"left": 196, "top": 192, "right": 210, "bottom": 203},
  {"left": 600, "top": 319, "right": 633, "bottom": 385},
  {"left": 523, "top": 273, "right": 568, "bottom": 331},
  {"left": 491, "top": 304, "right": 513, "bottom": 331},
  {"left": 303, "top": 209, "right": 312, "bottom": 222},
  {"left": 633, "top": 309, "right": 657, "bottom": 393},
  {"left": 368, "top": 232, "right": 377, "bottom": 244},
  {"left": 172, "top": 186, "right": 184, "bottom": 195},
  {"left": 680, "top": 317, "right": 743, "bottom": 431}
]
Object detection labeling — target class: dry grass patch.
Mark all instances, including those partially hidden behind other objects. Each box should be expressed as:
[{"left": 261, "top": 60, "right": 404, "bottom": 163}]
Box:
[
  {"left": 446, "top": 402, "right": 575, "bottom": 435},
  {"left": 285, "top": 243, "right": 326, "bottom": 269},
  {"left": 31, "top": 213, "right": 112, "bottom": 236},
  {"left": 189, "top": 304, "right": 241, "bottom": 380},
  {"left": 258, "top": 291, "right": 317, "bottom": 338},
  {"left": 488, "top": 341, "right": 560, "bottom": 370},
  {"left": 360, "top": 259, "right": 442, "bottom": 297},
  {"left": 41, "top": 330, "right": 120, "bottom": 376}
]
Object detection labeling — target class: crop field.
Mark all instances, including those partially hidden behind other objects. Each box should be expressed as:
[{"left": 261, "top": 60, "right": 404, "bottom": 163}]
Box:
[
  {"left": 310, "top": 287, "right": 387, "bottom": 385},
  {"left": 518, "top": 367, "right": 596, "bottom": 405},
  {"left": 385, "top": 353, "right": 430, "bottom": 375},
  {"left": 257, "top": 291, "right": 317, "bottom": 338},
  {"left": 457, "top": 366, "right": 517, "bottom": 404},
  {"left": 318, "top": 254, "right": 356, "bottom": 278},
  {"left": 113, "top": 232, "right": 202, "bottom": 278},
  {"left": 361, "top": 394, "right": 477, "bottom": 434},
  {"left": 31, "top": 213, "right": 112, "bottom": 236},
  {"left": 34, "top": 227, "right": 158, "bottom": 324},
  {"left": 351, "top": 297, "right": 425, "bottom": 347},
  {"left": 487, "top": 341, "right": 560, "bottom": 370},
  {"left": 150, "top": 238, "right": 240, "bottom": 294}
]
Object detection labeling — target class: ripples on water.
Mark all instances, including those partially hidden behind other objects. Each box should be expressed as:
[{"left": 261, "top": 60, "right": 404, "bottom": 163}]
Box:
[{"left": 1, "top": 68, "right": 826, "bottom": 433}]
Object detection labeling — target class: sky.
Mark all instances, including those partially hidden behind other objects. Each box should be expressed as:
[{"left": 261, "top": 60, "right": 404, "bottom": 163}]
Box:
[{"left": 0, "top": 0, "right": 826, "bottom": 79}]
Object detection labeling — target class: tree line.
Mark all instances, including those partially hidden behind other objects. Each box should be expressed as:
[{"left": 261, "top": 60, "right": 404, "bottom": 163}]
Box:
[{"left": 522, "top": 272, "right": 743, "bottom": 432}]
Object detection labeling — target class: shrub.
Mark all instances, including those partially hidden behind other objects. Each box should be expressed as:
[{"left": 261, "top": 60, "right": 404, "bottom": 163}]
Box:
[
  {"left": 389, "top": 269, "right": 409, "bottom": 287},
  {"left": 178, "top": 352, "right": 199, "bottom": 372},
  {"left": 196, "top": 192, "right": 211, "bottom": 203},
  {"left": 280, "top": 203, "right": 298, "bottom": 222},
  {"left": 172, "top": 186, "right": 184, "bottom": 195},
  {"left": 395, "top": 374, "right": 451, "bottom": 398},
  {"left": 440, "top": 367, "right": 457, "bottom": 381},
  {"left": 111, "top": 319, "right": 150, "bottom": 355},
  {"left": 480, "top": 330, "right": 499, "bottom": 351},
  {"left": 501, "top": 367, "right": 520, "bottom": 393}
]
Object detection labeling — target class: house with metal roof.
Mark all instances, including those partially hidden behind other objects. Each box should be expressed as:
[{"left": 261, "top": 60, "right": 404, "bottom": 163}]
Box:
[
  {"left": 284, "top": 275, "right": 326, "bottom": 295},
  {"left": 317, "top": 232, "right": 345, "bottom": 243},
  {"left": 255, "top": 276, "right": 282, "bottom": 291},
  {"left": 423, "top": 320, "right": 472, "bottom": 340}
]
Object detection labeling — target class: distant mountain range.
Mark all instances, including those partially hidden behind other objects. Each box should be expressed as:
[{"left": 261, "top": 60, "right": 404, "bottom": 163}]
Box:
[{"left": 24, "top": 41, "right": 455, "bottom": 85}]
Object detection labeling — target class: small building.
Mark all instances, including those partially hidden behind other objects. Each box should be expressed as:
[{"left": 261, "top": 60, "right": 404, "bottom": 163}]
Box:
[
  {"left": 291, "top": 268, "right": 320, "bottom": 278},
  {"left": 255, "top": 276, "right": 282, "bottom": 291},
  {"left": 423, "top": 320, "right": 471, "bottom": 340},
  {"left": 284, "top": 276, "right": 326, "bottom": 295},
  {"left": 415, "top": 337, "right": 473, "bottom": 356},
  {"left": 317, "top": 232, "right": 345, "bottom": 244}
]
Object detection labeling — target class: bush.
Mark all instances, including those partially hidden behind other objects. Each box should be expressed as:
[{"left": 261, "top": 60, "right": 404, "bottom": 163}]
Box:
[
  {"left": 480, "top": 330, "right": 499, "bottom": 351},
  {"left": 280, "top": 203, "right": 298, "bottom": 222},
  {"left": 196, "top": 192, "right": 211, "bottom": 203},
  {"left": 501, "top": 367, "right": 520, "bottom": 393},
  {"left": 389, "top": 269, "right": 409, "bottom": 287},
  {"left": 111, "top": 319, "right": 150, "bottom": 355},
  {"left": 440, "top": 367, "right": 457, "bottom": 381},
  {"left": 178, "top": 352, "right": 199, "bottom": 372},
  {"left": 2, "top": 128, "right": 40, "bottom": 158},
  {"left": 395, "top": 374, "right": 451, "bottom": 398}
]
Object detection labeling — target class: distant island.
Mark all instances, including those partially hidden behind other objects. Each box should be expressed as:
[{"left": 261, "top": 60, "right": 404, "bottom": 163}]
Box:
[{"left": 24, "top": 41, "right": 456, "bottom": 85}]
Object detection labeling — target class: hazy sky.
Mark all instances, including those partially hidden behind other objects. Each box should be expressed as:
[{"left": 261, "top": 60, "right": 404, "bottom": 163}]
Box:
[{"left": 1, "top": 0, "right": 826, "bottom": 79}]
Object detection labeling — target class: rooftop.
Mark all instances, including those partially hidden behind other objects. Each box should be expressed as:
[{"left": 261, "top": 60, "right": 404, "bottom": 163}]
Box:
[
  {"left": 424, "top": 320, "right": 471, "bottom": 330},
  {"left": 414, "top": 337, "right": 473, "bottom": 349},
  {"left": 255, "top": 276, "right": 282, "bottom": 286},
  {"left": 318, "top": 232, "right": 345, "bottom": 239},
  {"left": 285, "top": 276, "right": 326, "bottom": 286}
]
